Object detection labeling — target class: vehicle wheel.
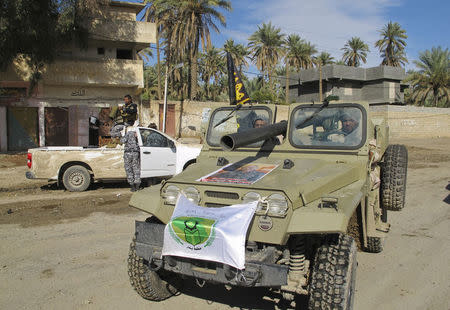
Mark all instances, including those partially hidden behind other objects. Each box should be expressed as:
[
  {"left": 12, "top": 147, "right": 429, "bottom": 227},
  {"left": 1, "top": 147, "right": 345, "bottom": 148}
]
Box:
[
  {"left": 62, "top": 165, "right": 91, "bottom": 192},
  {"left": 308, "top": 234, "right": 357, "bottom": 310},
  {"left": 128, "top": 237, "right": 178, "bottom": 301},
  {"left": 365, "top": 237, "right": 384, "bottom": 253},
  {"left": 381, "top": 144, "right": 408, "bottom": 211}
]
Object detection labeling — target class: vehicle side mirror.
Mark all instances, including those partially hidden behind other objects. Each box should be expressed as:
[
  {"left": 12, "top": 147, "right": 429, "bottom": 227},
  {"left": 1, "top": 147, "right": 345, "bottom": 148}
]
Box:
[{"left": 168, "top": 140, "right": 176, "bottom": 152}]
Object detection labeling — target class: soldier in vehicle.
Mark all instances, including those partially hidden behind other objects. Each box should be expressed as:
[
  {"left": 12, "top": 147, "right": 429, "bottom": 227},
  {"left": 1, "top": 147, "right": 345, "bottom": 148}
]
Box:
[
  {"left": 120, "top": 128, "right": 141, "bottom": 192},
  {"left": 252, "top": 117, "right": 282, "bottom": 145},
  {"left": 339, "top": 112, "right": 361, "bottom": 145},
  {"left": 110, "top": 95, "right": 138, "bottom": 138},
  {"left": 253, "top": 118, "right": 268, "bottom": 128}
]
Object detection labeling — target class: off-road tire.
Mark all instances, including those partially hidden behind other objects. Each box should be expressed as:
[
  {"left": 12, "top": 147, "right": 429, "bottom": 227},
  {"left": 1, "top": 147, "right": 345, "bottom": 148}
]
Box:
[
  {"left": 381, "top": 144, "right": 408, "bottom": 211},
  {"left": 365, "top": 237, "right": 384, "bottom": 253},
  {"left": 128, "top": 238, "right": 178, "bottom": 301},
  {"left": 62, "top": 165, "right": 91, "bottom": 192},
  {"left": 308, "top": 234, "right": 357, "bottom": 310}
]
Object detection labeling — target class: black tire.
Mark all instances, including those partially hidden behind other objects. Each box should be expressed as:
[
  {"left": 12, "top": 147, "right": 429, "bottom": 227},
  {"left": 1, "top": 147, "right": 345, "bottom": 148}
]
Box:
[
  {"left": 309, "top": 234, "right": 357, "bottom": 310},
  {"left": 365, "top": 237, "right": 384, "bottom": 253},
  {"left": 380, "top": 144, "right": 408, "bottom": 211},
  {"left": 62, "top": 165, "right": 91, "bottom": 192},
  {"left": 128, "top": 238, "right": 178, "bottom": 301}
]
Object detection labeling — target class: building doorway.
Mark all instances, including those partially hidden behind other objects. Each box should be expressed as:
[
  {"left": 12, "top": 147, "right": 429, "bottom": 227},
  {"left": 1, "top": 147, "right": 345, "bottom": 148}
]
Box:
[
  {"left": 7, "top": 107, "right": 39, "bottom": 151},
  {"left": 45, "top": 107, "right": 69, "bottom": 146},
  {"left": 159, "top": 104, "right": 175, "bottom": 137}
]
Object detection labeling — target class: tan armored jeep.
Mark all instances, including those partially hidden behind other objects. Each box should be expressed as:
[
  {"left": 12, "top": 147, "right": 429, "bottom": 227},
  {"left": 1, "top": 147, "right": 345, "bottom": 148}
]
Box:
[{"left": 127, "top": 100, "right": 408, "bottom": 309}]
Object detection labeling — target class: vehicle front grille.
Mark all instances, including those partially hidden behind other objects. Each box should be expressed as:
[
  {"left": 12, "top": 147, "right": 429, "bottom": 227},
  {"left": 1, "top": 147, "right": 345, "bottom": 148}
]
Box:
[
  {"left": 204, "top": 202, "right": 229, "bottom": 208},
  {"left": 205, "top": 190, "right": 239, "bottom": 200}
]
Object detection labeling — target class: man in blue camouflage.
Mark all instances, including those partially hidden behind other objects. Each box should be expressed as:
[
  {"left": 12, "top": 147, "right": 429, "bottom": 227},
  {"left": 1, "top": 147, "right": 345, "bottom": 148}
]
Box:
[{"left": 120, "top": 128, "right": 141, "bottom": 192}]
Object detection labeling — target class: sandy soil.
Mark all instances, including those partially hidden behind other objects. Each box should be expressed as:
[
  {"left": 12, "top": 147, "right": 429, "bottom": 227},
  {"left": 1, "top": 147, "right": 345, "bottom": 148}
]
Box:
[{"left": 0, "top": 138, "right": 449, "bottom": 310}]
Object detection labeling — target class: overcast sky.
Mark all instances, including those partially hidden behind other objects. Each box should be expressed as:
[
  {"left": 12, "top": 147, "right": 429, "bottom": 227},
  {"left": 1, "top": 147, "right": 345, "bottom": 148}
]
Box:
[{"left": 134, "top": 0, "right": 449, "bottom": 72}]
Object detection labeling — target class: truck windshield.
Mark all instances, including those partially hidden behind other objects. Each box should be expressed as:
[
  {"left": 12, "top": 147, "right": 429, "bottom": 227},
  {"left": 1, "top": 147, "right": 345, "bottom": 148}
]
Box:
[
  {"left": 290, "top": 105, "right": 365, "bottom": 149},
  {"left": 207, "top": 106, "right": 272, "bottom": 147}
]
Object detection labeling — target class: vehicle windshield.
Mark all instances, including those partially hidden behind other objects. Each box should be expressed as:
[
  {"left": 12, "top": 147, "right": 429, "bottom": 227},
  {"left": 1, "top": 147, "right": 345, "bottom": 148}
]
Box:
[
  {"left": 207, "top": 106, "right": 272, "bottom": 147},
  {"left": 290, "top": 105, "right": 365, "bottom": 148}
]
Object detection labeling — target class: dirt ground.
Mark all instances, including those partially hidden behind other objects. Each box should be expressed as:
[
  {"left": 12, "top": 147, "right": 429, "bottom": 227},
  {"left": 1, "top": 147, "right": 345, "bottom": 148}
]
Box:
[{"left": 0, "top": 138, "right": 449, "bottom": 310}]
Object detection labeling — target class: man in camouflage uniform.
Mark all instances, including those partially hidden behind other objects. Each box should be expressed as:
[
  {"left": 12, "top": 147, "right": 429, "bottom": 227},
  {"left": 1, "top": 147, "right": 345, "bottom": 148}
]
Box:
[
  {"left": 110, "top": 95, "right": 138, "bottom": 138},
  {"left": 120, "top": 128, "right": 141, "bottom": 192}
]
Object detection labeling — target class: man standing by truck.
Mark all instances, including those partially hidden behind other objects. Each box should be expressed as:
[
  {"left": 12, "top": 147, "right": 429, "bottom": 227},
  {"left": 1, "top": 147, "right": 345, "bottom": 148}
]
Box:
[
  {"left": 110, "top": 95, "right": 138, "bottom": 138},
  {"left": 120, "top": 128, "right": 141, "bottom": 192}
]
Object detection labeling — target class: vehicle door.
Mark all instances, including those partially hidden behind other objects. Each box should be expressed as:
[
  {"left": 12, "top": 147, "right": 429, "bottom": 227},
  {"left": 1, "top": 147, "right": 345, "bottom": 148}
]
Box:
[{"left": 138, "top": 128, "right": 177, "bottom": 177}]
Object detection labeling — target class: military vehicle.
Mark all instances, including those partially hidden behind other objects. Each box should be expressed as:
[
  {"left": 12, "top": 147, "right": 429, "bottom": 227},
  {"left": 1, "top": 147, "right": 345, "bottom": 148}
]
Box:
[{"left": 127, "top": 99, "right": 408, "bottom": 309}]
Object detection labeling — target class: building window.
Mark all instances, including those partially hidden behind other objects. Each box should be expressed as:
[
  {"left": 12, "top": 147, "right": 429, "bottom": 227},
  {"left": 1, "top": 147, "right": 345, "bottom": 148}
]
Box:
[
  {"left": 97, "top": 47, "right": 105, "bottom": 55},
  {"left": 116, "top": 49, "right": 132, "bottom": 60}
]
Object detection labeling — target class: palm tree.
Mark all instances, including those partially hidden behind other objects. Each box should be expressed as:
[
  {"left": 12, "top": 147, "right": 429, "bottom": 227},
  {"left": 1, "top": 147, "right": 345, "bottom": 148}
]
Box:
[
  {"left": 223, "top": 39, "right": 249, "bottom": 73},
  {"left": 143, "top": 0, "right": 169, "bottom": 100},
  {"left": 248, "top": 22, "right": 285, "bottom": 90},
  {"left": 284, "top": 34, "right": 317, "bottom": 103},
  {"left": 200, "top": 46, "right": 225, "bottom": 99},
  {"left": 341, "top": 37, "right": 369, "bottom": 67},
  {"left": 375, "top": 21, "right": 408, "bottom": 67},
  {"left": 404, "top": 47, "right": 449, "bottom": 107},
  {"left": 170, "top": 0, "right": 232, "bottom": 100},
  {"left": 314, "top": 52, "right": 334, "bottom": 66}
]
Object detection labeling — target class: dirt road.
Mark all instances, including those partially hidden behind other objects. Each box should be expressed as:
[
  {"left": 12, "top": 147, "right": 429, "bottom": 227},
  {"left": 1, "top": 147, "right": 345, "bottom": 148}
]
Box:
[{"left": 0, "top": 139, "right": 449, "bottom": 310}]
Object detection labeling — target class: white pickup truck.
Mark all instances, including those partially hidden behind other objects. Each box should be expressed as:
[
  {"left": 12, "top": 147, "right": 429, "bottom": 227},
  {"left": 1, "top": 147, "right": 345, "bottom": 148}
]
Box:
[{"left": 26, "top": 127, "right": 202, "bottom": 191}]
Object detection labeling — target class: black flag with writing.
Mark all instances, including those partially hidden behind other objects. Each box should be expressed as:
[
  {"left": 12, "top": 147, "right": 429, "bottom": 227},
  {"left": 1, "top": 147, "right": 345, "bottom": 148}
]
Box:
[{"left": 227, "top": 52, "right": 250, "bottom": 105}]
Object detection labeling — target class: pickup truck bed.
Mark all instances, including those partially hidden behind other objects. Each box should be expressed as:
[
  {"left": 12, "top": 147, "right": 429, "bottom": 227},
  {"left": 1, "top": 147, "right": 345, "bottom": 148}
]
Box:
[{"left": 26, "top": 128, "right": 202, "bottom": 191}]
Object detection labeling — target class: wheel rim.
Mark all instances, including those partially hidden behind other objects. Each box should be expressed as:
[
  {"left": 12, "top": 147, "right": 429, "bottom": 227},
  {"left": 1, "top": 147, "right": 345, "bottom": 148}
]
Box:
[{"left": 69, "top": 172, "right": 84, "bottom": 187}]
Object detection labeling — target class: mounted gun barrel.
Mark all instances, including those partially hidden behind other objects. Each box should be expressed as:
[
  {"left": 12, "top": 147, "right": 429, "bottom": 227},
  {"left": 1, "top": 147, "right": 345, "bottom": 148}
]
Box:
[{"left": 220, "top": 120, "right": 288, "bottom": 151}]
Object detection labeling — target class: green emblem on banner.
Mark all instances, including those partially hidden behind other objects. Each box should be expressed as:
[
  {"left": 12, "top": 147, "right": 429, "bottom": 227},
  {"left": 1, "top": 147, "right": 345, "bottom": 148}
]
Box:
[{"left": 170, "top": 217, "right": 216, "bottom": 247}]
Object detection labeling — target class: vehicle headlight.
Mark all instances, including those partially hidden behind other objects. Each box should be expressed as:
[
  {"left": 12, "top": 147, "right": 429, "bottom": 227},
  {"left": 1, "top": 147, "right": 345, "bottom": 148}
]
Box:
[
  {"left": 243, "top": 191, "right": 263, "bottom": 212},
  {"left": 183, "top": 186, "right": 200, "bottom": 204},
  {"left": 267, "top": 193, "right": 288, "bottom": 216},
  {"left": 162, "top": 185, "right": 180, "bottom": 205}
]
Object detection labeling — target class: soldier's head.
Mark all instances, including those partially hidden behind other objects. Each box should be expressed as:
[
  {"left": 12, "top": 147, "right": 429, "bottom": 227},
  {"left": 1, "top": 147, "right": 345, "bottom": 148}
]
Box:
[
  {"left": 148, "top": 123, "right": 157, "bottom": 130},
  {"left": 340, "top": 113, "right": 359, "bottom": 134},
  {"left": 253, "top": 118, "right": 268, "bottom": 128},
  {"left": 124, "top": 94, "right": 132, "bottom": 104}
]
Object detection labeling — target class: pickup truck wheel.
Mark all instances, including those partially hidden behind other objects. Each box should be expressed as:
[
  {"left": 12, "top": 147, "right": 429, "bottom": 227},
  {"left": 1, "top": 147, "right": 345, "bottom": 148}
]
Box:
[
  {"left": 381, "top": 144, "right": 408, "bottom": 211},
  {"left": 128, "top": 238, "right": 178, "bottom": 301},
  {"left": 365, "top": 237, "right": 384, "bottom": 253},
  {"left": 308, "top": 234, "right": 357, "bottom": 310},
  {"left": 62, "top": 165, "right": 91, "bottom": 192}
]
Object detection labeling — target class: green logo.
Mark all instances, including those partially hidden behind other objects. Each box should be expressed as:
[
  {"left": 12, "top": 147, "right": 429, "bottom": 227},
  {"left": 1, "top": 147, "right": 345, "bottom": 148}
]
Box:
[{"left": 169, "top": 216, "right": 216, "bottom": 247}]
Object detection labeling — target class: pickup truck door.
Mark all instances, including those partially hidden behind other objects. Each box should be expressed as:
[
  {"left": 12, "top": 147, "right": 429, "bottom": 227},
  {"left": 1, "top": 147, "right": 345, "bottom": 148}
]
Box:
[{"left": 138, "top": 128, "right": 177, "bottom": 177}]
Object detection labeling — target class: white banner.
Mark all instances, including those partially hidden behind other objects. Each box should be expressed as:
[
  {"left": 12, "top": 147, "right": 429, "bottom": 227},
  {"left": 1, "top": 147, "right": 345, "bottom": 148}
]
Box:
[{"left": 162, "top": 194, "right": 257, "bottom": 270}]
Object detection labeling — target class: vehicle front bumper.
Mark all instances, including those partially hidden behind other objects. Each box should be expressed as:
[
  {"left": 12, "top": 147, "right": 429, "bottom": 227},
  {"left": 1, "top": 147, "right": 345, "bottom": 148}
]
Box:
[{"left": 134, "top": 220, "right": 288, "bottom": 287}]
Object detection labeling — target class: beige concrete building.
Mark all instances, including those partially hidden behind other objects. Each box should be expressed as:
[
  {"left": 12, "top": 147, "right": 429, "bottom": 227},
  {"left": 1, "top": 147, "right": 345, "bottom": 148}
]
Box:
[{"left": 0, "top": 1, "right": 156, "bottom": 151}]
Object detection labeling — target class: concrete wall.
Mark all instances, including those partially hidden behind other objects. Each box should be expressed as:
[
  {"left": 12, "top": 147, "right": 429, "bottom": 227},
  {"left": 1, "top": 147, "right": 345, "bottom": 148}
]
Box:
[{"left": 370, "top": 105, "right": 450, "bottom": 138}]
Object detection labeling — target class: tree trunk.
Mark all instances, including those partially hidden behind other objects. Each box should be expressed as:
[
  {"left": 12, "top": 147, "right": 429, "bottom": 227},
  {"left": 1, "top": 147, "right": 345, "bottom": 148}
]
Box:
[
  {"left": 190, "top": 40, "right": 199, "bottom": 100},
  {"left": 156, "top": 25, "right": 162, "bottom": 100},
  {"left": 319, "top": 62, "right": 323, "bottom": 102},
  {"left": 285, "top": 61, "right": 290, "bottom": 104}
]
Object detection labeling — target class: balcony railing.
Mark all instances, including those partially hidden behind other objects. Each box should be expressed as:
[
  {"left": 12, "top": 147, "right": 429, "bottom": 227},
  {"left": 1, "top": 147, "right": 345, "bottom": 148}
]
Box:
[
  {"left": 43, "top": 59, "right": 144, "bottom": 88},
  {"left": 87, "top": 19, "right": 156, "bottom": 47}
]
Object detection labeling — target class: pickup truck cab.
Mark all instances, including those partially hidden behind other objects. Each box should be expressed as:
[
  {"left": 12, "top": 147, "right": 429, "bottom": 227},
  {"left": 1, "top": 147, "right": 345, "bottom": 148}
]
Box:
[{"left": 26, "top": 127, "right": 202, "bottom": 191}]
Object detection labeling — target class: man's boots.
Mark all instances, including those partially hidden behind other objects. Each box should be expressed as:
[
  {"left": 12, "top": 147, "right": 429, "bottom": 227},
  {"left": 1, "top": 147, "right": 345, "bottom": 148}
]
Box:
[
  {"left": 134, "top": 182, "right": 141, "bottom": 191},
  {"left": 130, "top": 183, "right": 137, "bottom": 192}
]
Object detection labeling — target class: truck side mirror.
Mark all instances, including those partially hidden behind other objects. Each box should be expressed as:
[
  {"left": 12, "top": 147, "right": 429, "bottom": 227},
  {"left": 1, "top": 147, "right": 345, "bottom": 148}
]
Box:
[{"left": 168, "top": 140, "right": 176, "bottom": 152}]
